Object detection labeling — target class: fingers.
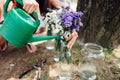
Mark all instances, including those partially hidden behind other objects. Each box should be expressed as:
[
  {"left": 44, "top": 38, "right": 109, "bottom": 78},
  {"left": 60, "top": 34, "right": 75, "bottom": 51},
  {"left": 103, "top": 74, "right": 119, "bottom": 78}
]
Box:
[
  {"left": 0, "top": 35, "right": 8, "bottom": 52},
  {"left": 0, "top": 35, "right": 6, "bottom": 46},
  {"left": 25, "top": 44, "right": 37, "bottom": 53},
  {"left": 28, "top": 4, "right": 35, "bottom": 13},
  {"left": 7, "top": 1, "right": 13, "bottom": 12},
  {"left": 23, "top": 0, "right": 39, "bottom": 14},
  {"left": 67, "top": 36, "right": 77, "bottom": 49},
  {"left": 0, "top": 41, "right": 8, "bottom": 52},
  {"left": 66, "top": 34, "right": 72, "bottom": 41},
  {"left": 67, "top": 30, "right": 78, "bottom": 49},
  {"left": 0, "top": 0, "right": 4, "bottom": 21},
  {"left": 0, "top": 7, "right": 3, "bottom": 21},
  {"left": 23, "top": 3, "right": 30, "bottom": 12}
]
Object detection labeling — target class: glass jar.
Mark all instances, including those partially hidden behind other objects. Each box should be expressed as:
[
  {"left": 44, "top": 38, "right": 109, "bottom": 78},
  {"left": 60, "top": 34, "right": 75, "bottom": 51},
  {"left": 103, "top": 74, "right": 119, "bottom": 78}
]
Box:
[
  {"left": 78, "top": 43, "right": 104, "bottom": 80},
  {"left": 81, "top": 43, "right": 104, "bottom": 59},
  {"left": 78, "top": 62, "right": 97, "bottom": 80}
]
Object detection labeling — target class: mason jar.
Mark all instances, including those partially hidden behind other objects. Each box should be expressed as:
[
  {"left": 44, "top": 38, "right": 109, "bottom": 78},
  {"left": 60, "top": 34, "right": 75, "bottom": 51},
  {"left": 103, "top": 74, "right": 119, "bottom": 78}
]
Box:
[{"left": 81, "top": 43, "right": 104, "bottom": 59}]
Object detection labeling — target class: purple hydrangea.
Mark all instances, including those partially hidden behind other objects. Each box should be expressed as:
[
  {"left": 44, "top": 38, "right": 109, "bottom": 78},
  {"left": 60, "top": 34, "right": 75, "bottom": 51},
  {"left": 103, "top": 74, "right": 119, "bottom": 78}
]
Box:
[{"left": 60, "top": 9, "right": 83, "bottom": 31}]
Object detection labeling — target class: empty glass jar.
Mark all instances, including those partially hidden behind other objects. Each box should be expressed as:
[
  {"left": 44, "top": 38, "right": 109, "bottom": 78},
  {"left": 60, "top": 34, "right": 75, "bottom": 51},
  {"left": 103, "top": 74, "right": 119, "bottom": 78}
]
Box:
[
  {"left": 81, "top": 43, "right": 104, "bottom": 59},
  {"left": 78, "top": 43, "right": 104, "bottom": 80},
  {"left": 78, "top": 62, "right": 97, "bottom": 80}
]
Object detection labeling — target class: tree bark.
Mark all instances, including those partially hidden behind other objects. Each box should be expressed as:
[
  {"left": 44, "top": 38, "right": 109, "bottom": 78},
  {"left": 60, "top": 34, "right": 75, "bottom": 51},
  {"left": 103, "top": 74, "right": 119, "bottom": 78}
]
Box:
[{"left": 77, "top": 0, "right": 120, "bottom": 48}]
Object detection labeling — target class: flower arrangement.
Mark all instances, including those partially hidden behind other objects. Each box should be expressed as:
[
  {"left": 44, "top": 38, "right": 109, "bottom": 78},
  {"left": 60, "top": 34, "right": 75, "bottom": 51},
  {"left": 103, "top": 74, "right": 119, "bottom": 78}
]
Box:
[{"left": 44, "top": 6, "right": 83, "bottom": 64}]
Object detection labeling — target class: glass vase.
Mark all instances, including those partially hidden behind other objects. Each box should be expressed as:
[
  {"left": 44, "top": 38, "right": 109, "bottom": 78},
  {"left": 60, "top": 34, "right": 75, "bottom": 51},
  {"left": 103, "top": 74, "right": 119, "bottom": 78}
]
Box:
[
  {"left": 58, "top": 41, "right": 72, "bottom": 80},
  {"left": 59, "top": 41, "right": 72, "bottom": 64}
]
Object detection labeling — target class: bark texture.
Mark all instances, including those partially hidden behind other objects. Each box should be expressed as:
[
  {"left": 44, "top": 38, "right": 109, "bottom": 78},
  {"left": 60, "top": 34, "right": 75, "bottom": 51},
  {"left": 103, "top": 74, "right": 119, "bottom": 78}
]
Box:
[{"left": 77, "top": 0, "right": 120, "bottom": 47}]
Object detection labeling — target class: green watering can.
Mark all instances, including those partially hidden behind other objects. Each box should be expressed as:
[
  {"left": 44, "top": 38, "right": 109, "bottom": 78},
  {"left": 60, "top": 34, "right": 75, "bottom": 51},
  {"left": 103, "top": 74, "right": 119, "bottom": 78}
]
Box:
[{"left": 0, "top": 0, "right": 61, "bottom": 47}]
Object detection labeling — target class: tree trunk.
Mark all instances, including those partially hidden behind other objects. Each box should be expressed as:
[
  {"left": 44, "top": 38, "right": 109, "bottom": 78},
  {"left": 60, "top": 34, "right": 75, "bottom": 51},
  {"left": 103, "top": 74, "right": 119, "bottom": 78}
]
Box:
[{"left": 77, "top": 0, "right": 120, "bottom": 48}]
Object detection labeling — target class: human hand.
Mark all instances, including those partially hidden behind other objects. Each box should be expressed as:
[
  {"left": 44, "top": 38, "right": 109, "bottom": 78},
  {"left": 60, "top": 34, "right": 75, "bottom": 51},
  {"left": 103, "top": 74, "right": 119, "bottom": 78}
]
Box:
[
  {"left": 0, "top": 0, "right": 4, "bottom": 21},
  {"left": 0, "top": 35, "right": 5, "bottom": 46},
  {"left": 23, "top": 0, "right": 39, "bottom": 14},
  {"left": 66, "top": 30, "right": 78, "bottom": 49},
  {"left": 0, "top": 35, "right": 8, "bottom": 52}
]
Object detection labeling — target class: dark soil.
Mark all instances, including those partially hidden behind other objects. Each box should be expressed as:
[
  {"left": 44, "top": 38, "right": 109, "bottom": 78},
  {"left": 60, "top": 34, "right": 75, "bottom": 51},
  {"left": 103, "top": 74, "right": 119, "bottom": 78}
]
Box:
[{"left": 0, "top": 41, "right": 120, "bottom": 80}]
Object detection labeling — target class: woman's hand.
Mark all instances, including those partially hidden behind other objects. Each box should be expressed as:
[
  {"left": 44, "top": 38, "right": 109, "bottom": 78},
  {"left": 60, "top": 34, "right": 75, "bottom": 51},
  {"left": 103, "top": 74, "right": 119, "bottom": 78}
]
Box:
[
  {"left": 0, "top": 4, "right": 3, "bottom": 21},
  {"left": 0, "top": 35, "right": 5, "bottom": 46},
  {"left": 23, "top": 0, "right": 41, "bottom": 18},
  {"left": 23, "top": 0, "right": 39, "bottom": 13},
  {"left": 66, "top": 30, "right": 78, "bottom": 49},
  {"left": 0, "top": 0, "right": 4, "bottom": 21}
]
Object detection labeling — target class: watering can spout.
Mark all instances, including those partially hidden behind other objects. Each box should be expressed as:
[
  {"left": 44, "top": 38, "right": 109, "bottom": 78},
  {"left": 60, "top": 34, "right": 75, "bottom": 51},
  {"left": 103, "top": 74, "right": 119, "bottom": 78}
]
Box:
[{"left": 28, "top": 35, "right": 62, "bottom": 43}]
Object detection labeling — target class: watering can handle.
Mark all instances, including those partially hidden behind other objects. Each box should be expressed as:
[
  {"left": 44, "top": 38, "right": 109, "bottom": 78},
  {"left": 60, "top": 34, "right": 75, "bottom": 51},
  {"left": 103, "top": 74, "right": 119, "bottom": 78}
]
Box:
[{"left": 4, "top": 0, "right": 39, "bottom": 24}]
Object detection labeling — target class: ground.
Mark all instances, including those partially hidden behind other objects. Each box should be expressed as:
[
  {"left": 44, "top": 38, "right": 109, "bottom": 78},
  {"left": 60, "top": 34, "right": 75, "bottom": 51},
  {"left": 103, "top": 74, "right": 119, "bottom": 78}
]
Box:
[
  {"left": 0, "top": 42, "right": 57, "bottom": 80},
  {"left": 0, "top": 41, "right": 120, "bottom": 80}
]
